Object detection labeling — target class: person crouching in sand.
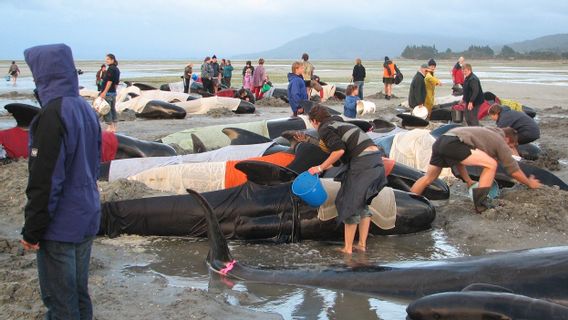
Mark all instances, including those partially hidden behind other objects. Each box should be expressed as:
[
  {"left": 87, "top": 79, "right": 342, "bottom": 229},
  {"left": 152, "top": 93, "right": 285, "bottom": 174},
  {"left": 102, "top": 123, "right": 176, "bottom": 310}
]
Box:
[
  {"left": 304, "top": 105, "right": 387, "bottom": 254},
  {"left": 410, "top": 127, "right": 541, "bottom": 213}
]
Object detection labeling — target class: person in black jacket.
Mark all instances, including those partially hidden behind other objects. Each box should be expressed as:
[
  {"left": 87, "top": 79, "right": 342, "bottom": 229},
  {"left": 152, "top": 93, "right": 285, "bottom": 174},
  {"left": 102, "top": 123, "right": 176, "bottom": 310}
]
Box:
[
  {"left": 351, "top": 58, "right": 366, "bottom": 99},
  {"left": 462, "top": 63, "right": 484, "bottom": 126},
  {"left": 408, "top": 64, "right": 428, "bottom": 108},
  {"left": 488, "top": 104, "right": 540, "bottom": 144}
]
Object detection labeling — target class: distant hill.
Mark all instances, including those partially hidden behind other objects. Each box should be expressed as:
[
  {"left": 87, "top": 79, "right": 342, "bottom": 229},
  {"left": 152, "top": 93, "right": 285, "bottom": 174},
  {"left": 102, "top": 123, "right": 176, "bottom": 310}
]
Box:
[
  {"left": 505, "top": 33, "right": 568, "bottom": 53},
  {"left": 233, "top": 27, "right": 493, "bottom": 60}
]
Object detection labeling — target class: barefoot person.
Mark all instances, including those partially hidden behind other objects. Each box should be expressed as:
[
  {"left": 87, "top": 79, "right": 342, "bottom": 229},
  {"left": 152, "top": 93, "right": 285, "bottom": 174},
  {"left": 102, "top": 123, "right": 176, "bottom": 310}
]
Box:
[
  {"left": 21, "top": 43, "right": 102, "bottom": 319},
  {"left": 410, "top": 127, "right": 541, "bottom": 213},
  {"left": 304, "top": 105, "right": 387, "bottom": 254},
  {"left": 99, "top": 53, "right": 120, "bottom": 132}
]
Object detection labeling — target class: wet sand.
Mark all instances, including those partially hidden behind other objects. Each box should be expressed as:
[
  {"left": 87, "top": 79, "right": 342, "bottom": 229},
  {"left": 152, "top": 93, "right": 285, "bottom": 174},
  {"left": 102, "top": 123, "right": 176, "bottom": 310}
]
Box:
[{"left": 1, "top": 75, "right": 567, "bottom": 319}]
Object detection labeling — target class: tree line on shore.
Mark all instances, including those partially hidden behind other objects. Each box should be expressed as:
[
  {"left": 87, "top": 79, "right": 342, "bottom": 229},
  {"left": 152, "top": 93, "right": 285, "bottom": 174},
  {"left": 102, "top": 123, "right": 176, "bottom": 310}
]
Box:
[{"left": 401, "top": 44, "right": 568, "bottom": 60}]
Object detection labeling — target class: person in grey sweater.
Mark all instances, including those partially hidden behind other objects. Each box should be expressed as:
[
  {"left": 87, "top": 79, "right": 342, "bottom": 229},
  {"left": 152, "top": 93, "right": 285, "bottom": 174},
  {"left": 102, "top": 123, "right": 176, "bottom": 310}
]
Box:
[{"left": 410, "top": 127, "right": 541, "bottom": 213}]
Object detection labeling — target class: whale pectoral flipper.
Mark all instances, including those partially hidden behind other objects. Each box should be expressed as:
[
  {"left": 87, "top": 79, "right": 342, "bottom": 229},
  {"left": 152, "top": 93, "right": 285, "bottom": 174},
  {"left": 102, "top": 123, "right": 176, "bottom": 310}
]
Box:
[
  {"left": 191, "top": 134, "right": 207, "bottom": 153},
  {"left": 235, "top": 160, "right": 298, "bottom": 186}
]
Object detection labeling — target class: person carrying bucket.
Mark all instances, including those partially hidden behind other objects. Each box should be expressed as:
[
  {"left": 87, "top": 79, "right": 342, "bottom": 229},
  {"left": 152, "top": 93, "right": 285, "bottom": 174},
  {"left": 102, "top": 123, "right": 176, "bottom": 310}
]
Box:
[{"left": 299, "top": 105, "right": 387, "bottom": 254}]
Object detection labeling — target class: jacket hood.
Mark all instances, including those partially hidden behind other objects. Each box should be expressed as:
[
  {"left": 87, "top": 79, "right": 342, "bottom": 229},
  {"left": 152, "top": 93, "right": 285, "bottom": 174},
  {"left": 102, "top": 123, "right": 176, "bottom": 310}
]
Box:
[
  {"left": 24, "top": 44, "right": 79, "bottom": 106},
  {"left": 288, "top": 72, "right": 302, "bottom": 82}
]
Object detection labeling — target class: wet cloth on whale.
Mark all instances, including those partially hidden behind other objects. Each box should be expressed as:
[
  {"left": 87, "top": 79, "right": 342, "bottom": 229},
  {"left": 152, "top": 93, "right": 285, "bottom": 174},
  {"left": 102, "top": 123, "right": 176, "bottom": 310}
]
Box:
[
  {"left": 128, "top": 162, "right": 227, "bottom": 194},
  {"left": 389, "top": 129, "right": 453, "bottom": 178},
  {"left": 162, "top": 120, "right": 270, "bottom": 151},
  {"left": 318, "top": 179, "right": 396, "bottom": 230},
  {"left": 174, "top": 96, "right": 242, "bottom": 114},
  {"left": 108, "top": 142, "right": 274, "bottom": 181}
]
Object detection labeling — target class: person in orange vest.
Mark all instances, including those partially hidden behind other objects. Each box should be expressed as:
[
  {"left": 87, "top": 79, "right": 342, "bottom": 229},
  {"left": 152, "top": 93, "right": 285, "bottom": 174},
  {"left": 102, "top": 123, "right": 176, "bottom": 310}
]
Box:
[{"left": 383, "top": 56, "right": 396, "bottom": 100}]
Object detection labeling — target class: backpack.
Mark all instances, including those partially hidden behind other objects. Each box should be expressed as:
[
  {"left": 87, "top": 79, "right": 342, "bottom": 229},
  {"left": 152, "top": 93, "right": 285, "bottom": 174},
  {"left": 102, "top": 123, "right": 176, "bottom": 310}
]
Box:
[{"left": 394, "top": 65, "right": 403, "bottom": 85}]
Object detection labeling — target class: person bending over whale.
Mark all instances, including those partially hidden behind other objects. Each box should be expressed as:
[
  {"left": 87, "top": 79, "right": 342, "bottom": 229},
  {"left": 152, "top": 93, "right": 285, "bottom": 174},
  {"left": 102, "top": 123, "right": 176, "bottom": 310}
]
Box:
[
  {"left": 488, "top": 103, "right": 540, "bottom": 145},
  {"left": 410, "top": 127, "right": 541, "bottom": 213},
  {"left": 302, "top": 105, "right": 387, "bottom": 254}
]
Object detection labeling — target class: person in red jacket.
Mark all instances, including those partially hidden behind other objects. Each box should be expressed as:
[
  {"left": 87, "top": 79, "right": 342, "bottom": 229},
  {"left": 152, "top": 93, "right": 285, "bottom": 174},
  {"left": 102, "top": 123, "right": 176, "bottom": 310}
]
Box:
[{"left": 452, "top": 56, "right": 465, "bottom": 86}]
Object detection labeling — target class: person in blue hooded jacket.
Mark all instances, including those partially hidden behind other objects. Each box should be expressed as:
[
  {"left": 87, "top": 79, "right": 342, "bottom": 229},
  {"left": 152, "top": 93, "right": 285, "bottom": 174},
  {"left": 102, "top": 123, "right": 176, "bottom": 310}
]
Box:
[
  {"left": 21, "top": 43, "right": 102, "bottom": 320},
  {"left": 287, "top": 61, "right": 308, "bottom": 116}
]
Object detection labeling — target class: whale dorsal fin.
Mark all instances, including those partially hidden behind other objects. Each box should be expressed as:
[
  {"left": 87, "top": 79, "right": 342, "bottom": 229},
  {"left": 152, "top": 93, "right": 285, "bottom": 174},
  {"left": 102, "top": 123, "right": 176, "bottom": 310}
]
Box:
[
  {"left": 191, "top": 134, "right": 207, "bottom": 153},
  {"left": 222, "top": 127, "right": 272, "bottom": 145},
  {"left": 235, "top": 160, "right": 297, "bottom": 186},
  {"left": 462, "top": 283, "right": 514, "bottom": 293}
]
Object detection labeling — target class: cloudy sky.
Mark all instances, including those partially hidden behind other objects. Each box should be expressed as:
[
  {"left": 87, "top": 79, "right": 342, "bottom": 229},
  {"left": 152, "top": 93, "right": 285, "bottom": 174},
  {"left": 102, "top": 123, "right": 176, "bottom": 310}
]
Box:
[{"left": 2, "top": 0, "right": 567, "bottom": 60}]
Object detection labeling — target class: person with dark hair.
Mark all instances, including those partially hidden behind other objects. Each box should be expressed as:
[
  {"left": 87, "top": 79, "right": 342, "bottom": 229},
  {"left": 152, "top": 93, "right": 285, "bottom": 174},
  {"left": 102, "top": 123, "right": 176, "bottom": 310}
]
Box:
[
  {"left": 408, "top": 64, "right": 428, "bottom": 109},
  {"left": 489, "top": 104, "right": 540, "bottom": 144},
  {"left": 302, "top": 105, "right": 386, "bottom": 254},
  {"left": 183, "top": 63, "right": 193, "bottom": 93},
  {"left": 252, "top": 58, "right": 267, "bottom": 99},
  {"left": 21, "top": 43, "right": 102, "bottom": 320},
  {"left": 99, "top": 53, "right": 120, "bottom": 132},
  {"left": 222, "top": 60, "right": 233, "bottom": 88},
  {"left": 235, "top": 88, "right": 255, "bottom": 103},
  {"left": 462, "top": 63, "right": 484, "bottom": 126},
  {"left": 8, "top": 60, "right": 20, "bottom": 85},
  {"left": 96, "top": 64, "right": 106, "bottom": 91},
  {"left": 287, "top": 61, "right": 308, "bottom": 116},
  {"left": 210, "top": 55, "right": 220, "bottom": 94},
  {"left": 343, "top": 84, "right": 360, "bottom": 118},
  {"left": 242, "top": 60, "right": 254, "bottom": 91},
  {"left": 301, "top": 53, "right": 314, "bottom": 95},
  {"left": 424, "top": 61, "right": 442, "bottom": 117},
  {"left": 382, "top": 56, "right": 395, "bottom": 100},
  {"left": 351, "top": 58, "right": 366, "bottom": 100},
  {"left": 410, "top": 127, "right": 540, "bottom": 213},
  {"left": 200, "top": 56, "right": 214, "bottom": 94}
]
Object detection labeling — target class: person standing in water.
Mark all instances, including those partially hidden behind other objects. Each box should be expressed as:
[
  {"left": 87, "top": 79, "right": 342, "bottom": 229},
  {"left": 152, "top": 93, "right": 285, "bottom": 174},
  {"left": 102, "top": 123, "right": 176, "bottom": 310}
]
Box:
[
  {"left": 8, "top": 61, "right": 20, "bottom": 85},
  {"left": 99, "top": 53, "right": 120, "bottom": 132},
  {"left": 304, "top": 105, "right": 387, "bottom": 254}
]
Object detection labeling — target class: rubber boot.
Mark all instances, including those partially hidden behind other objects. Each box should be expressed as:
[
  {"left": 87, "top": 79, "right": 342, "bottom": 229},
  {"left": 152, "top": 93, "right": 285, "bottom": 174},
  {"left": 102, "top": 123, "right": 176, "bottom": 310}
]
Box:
[{"left": 472, "top": 187, "right": 495, "bottom": 213}]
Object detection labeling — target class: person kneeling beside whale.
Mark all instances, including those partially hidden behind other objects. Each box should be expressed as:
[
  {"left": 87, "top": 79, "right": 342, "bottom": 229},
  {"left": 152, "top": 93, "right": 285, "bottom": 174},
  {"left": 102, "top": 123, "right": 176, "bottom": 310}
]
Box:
[
  {"left": 303, "top": 105, "right": 387, "bottom": 254},
  {"left": 410, "top": 127, "right": 541, "bottom": 213}
]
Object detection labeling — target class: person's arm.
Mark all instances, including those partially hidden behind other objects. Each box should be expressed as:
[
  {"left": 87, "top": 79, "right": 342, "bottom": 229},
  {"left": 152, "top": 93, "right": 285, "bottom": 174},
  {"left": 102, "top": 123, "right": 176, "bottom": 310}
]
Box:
[
  {"left": 510, "top": 170, "right": 541, "bottom": 189},
  {"left": 22, "top": 106, "right": 66, "bottom": 246},
  {"left": 309, "top": 149, "right": 345, "bottom": 175},
  {"left": 456, "top": 164, "right": 475, "bottom": 187}
]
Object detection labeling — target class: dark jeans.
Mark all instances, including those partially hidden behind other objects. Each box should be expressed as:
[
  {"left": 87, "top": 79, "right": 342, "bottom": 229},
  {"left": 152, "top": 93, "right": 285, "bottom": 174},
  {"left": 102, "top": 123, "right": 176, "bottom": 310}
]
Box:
[
  {"left": 354, "top": 81, "right": 364, "bottom": 99},
  {"left": 102, "top": 93, "right": 117, "bottom": 124},
  {"left": 464, "top": 104, "right": 480, "bottom": 126},
  {"left": 222, "top": 77, "right": 231, "bottom": 88},
  {"left": 37, "top": 237, "right": 95, "bottom": 320},
  {"left": 202, "top": 78, "right": 213, "bottom": 93},
  {"left": 183, "top": 78, "right": 190, "bottom": 93}
]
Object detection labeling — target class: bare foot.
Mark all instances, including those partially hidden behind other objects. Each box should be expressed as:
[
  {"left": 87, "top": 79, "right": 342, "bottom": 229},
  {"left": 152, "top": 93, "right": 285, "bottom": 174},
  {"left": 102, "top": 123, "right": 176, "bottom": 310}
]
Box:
[
  {"left": 353, "top": 245, "right": 366, "bottom": 252},
  {"left": 335, "top": 247, "right": 352, "bottom": 254}
]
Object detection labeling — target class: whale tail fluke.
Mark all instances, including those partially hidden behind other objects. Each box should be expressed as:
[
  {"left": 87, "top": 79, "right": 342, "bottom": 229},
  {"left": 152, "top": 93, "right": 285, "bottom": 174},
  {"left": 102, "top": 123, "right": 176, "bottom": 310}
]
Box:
[{"left": 186, "top": 188, "right": 233, "bottom": 268}]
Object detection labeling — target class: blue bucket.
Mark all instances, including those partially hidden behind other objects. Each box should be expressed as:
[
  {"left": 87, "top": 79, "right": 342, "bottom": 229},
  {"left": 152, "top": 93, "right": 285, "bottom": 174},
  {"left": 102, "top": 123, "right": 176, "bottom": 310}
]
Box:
[{"left": 292, "top": 171, "right": 328, "bottom": 207}]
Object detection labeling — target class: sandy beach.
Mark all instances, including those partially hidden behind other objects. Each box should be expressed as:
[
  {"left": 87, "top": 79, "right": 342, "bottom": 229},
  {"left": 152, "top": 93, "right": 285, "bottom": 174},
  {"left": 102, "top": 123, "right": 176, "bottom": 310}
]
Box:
[{"left": 1, "top": 60, "right": 567, "bottom": 319}]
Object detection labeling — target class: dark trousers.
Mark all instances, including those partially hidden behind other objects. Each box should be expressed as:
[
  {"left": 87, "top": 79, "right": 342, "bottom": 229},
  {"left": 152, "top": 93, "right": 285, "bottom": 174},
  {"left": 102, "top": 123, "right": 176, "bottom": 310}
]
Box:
[
  {"left": 465, "top": 104, "right": 480, "bottom": 126},
  {"left": 37, "top": 236, "right": 94, "bottom": 320},
  {"left": 183, "top": 78, "right": 190, "bottom": 93},
  {"left": 202, "top": 78, "right": 214, "bottom": 93},
  {"left": 222, "top": 77, "right": 231, "bottom": 88}
]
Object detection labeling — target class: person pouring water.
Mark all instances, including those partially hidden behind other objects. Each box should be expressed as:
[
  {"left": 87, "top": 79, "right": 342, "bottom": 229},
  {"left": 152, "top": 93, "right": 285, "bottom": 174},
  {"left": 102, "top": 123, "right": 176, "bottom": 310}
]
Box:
[{"left": 299, "top": 105, "right": 387, "bottom": 254}]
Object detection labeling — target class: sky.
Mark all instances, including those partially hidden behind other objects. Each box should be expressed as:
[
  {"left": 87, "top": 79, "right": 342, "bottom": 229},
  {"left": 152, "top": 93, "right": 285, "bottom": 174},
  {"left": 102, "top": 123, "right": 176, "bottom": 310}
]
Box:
[{"left": 1, "top": 0, "right": 568, "bottom": 60}]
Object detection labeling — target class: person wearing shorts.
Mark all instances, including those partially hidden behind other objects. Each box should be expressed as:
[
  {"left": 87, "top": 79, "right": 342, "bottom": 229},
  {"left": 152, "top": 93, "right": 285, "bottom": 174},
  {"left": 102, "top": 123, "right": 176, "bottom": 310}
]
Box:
[
  {"left": 303, "top": 105, "right": 387, "bottom": 254},
  {"left": 410, "top": 127, "right": 541, "bottom": 213}
]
